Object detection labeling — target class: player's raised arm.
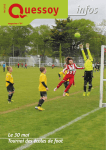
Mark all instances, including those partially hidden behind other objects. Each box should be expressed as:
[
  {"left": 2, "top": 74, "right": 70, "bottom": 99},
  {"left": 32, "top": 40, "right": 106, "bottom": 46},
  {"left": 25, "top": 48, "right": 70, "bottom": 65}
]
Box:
[
  {"left": 86, "top": 43, "right": 93, "bottom": 62},
  {"left": 79, "top": 44, "right": 87, "bottom": 61},
  {"left": 74, "top": 64, "right": 84, "bottom": 69}
]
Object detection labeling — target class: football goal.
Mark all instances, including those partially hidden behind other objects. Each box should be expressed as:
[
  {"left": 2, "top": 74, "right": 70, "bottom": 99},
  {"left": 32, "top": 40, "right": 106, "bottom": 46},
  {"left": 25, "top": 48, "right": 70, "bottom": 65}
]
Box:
[
  {"left": 9, "top": 57, "right": 28, "bottom": 66},
  {"left": 9, "top": 56, "right": 41, "bottom": 68}
]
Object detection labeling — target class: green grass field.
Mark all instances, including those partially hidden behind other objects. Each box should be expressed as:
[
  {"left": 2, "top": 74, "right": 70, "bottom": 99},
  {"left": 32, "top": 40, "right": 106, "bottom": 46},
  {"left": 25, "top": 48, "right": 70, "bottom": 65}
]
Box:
[{"left": 0, "top": 66, "right": 105, "bottom": 150}]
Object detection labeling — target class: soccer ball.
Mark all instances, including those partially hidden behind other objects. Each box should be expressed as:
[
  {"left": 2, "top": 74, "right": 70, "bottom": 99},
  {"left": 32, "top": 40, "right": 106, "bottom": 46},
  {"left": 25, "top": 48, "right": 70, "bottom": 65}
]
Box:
[{"left": 74, "top": 32, "right": 80, "bottom": 38}]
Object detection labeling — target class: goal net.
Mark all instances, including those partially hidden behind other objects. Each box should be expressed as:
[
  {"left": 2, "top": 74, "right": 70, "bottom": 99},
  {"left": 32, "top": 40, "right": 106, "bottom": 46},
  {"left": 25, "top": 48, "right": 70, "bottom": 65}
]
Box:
[
  {"left": 9, "top": 57, "right": 28, "bottom": 66},
  {"left": 99, "top": 45, "right": 106, "bottom": 107},
  {"left": 9, "top": 56, "right": 41, "bottom": 68}
]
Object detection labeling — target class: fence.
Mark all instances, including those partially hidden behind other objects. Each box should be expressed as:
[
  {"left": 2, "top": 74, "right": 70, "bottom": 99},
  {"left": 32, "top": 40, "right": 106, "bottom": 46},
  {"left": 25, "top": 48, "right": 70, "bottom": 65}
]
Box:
[{"left": 0, "top": 55, "right": 91, "bottom": 68}]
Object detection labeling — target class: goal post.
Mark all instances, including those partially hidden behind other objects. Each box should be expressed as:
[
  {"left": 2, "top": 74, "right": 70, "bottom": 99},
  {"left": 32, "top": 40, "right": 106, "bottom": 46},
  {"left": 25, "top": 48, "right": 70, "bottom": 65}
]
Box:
[
  {"left": 99, "top": 45, "right": 106, "bottom": 107},
  {"left": 37, "top": 55, "right": 41, "bottom": 68}
]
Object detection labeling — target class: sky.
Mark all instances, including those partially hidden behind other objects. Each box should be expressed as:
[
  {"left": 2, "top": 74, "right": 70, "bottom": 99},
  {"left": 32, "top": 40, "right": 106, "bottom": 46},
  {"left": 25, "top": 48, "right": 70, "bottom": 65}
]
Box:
[{"left": 30, "top": 0, "right": 106, "bottom": 28}]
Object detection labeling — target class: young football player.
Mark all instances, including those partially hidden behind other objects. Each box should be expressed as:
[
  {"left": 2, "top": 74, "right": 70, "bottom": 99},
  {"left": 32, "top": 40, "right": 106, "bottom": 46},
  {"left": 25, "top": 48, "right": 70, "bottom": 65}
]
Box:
[
  {"left": 54, "top": 57, "right": 84, "bottom": 96},
  {"left": 79, "top": 43, "right": 93, "bottom": 96},
  {"left": 21, "top": 63, "right": 23, "bottom": 67},
  {"left": 25, "top": 63, "right": 27, "bottom": 69},
  {"left": 94, "top": 62, "right": 98, "bottom": 72},
  {"left": 97, "top": 62, "right": 100, "bottom": 71},
  {"left": 35, "top": 67, "right": 48, "bottom": 111},
  {"left": 17, "top": 62, "right": 19, "bottom": 68},
  {"left": 6, "top": 66, "right": 15, "bottom": 104},
  {"left": 58, "top": 65, "right": 70, "bottom": 96},
  {"left": 52, "top": 64, "right": 55, "bottom": 69},
  {"left": 3, "top": 63, "right": 6, "bottom": 72}
]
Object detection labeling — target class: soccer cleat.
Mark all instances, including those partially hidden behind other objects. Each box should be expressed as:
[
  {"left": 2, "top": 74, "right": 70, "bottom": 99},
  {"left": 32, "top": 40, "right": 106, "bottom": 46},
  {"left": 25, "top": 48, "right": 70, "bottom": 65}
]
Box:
[
  {"left": 63, "top": 92, "right": 66, "bottom": 96},
  {"left": 83, "top": 92, "right": 86, "bottom": 96},
  {"left": 40, "top": 107, "right": 45, "bottom": 111},
  {"left": 35, "top": 106, "right": 45, "bottom": 111},
  {"left": 8, "top": 101, "right": 11, "bottom": 104},
  {"left": 35, "top": 106, "right": 38, "bottom": 110},
  {"left": 11, "top": 100, "right": 14, "bottom": 102},
  {"left": 87, "top": 92, "right": 90, "bottom": 96},
  {"left": 38, "top": 107, "right": 45, "bottom": 111},
  {"left": 66, "top": 93, "right": 69, "bottom": 96},
  {"left": 54, "top": 87, "right": 57, "bottom": 91}
]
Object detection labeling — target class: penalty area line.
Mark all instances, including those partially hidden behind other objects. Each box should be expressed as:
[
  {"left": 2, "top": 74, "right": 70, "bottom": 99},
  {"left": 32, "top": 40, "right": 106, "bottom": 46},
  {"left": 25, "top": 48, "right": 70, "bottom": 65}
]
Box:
[{"left": 15, "top": 107, "right": 101, "bottom": 150}]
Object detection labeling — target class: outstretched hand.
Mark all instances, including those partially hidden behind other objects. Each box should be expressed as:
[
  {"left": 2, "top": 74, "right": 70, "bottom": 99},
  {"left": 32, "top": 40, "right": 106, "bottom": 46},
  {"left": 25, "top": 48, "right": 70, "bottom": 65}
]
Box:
[
  {"left": 86, "top": 43, "right": 89, "bottom": 49},
  {"left": 79, "top": 44, "right": 83, "bottom": 49},
  {"left": 46, "top": 88, "right": 49, "bottom": 91}
]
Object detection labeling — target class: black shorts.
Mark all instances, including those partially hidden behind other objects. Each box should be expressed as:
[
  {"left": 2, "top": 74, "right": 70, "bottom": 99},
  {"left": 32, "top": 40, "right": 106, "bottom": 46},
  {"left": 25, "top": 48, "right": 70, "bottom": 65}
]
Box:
[
  {"left": 7, "top": 85, "right": 15, "bottom": 92},
  {"left": 95, "top": 66, "right": 97, "bottom": 69},
  {"left": 40, "top": 92, "right": 47, "bottom": 97},
  {"left": 97, "top": 66, "right": 100, "bottom": 69},
  {"left": 64, "top": 81, "right": 69, "bottom": 88},
  {"left": 84, "top": 71, "right": 93, "bottom": 82}
]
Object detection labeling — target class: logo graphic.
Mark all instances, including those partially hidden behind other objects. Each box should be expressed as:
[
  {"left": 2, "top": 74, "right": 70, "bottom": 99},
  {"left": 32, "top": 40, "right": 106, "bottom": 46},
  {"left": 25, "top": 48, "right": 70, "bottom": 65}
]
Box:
[{"left": 9, "top": 3, "right": 27, "bottom": 18}]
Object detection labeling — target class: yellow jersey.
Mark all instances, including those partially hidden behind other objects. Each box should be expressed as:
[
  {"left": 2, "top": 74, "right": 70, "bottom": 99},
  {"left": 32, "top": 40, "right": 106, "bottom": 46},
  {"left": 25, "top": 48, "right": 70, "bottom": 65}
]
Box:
[
  {"left": 82, "top": 49, "right": 93, "bottom": 71},
  {"left": 6, "top": 72, "right": 14, "bottom": 87},
  {"left": 39, "top": 73, "right": 47, "bottom": 91},
  {"left": 59, "top": 70, "right": 69, "bottom": 81}
]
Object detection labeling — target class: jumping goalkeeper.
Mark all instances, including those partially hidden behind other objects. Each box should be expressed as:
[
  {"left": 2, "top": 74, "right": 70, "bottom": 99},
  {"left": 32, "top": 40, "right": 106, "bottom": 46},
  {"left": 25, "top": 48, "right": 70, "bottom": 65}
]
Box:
[{"left": 79, "top": 43, "right": 93, "bottom": 96}]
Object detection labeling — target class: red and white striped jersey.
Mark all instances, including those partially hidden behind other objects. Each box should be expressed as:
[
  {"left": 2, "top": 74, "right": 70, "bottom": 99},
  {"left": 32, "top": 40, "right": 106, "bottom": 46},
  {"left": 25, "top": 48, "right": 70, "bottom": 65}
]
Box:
[{"left": 63, "top": 63, "right": 83, "bottom": 75}]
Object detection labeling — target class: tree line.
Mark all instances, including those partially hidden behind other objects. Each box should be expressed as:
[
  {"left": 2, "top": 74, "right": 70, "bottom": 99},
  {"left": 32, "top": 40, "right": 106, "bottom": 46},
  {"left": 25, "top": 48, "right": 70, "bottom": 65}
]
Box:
[{"left": 0, "top": 18, "right": 106, "bottom": 61}]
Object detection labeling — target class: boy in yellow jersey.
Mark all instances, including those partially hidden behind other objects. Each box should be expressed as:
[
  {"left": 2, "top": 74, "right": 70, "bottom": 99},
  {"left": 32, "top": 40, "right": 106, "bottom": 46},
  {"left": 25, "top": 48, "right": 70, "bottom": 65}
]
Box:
[
  {"left": 6, "top": 66, "right": 15, "bottom": 104},
  {"left": 58, "top": 65, "right": 70, "bottom": 96},
  {"left": 79, "top": 43, "right": 93, "bottom": 96},
  {"left": 35, "top": 67, "right": 48, "bottom": 111}
]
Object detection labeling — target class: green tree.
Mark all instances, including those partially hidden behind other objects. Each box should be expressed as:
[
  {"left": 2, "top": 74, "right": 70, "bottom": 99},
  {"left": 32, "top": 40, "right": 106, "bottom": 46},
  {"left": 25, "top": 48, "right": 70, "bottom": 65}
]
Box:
[
  {"left": 50, "top": 19, "right": 71, "bottom": 59},
  {"left": 0, "top": 26, "right": 12, "bottom": 57},
  {"left": 0, "top": 25, "right": 33, "bottom": 57},
  {"left": 31, "top": 25, "right": 52, "bottom": 61},
  {"left": 50, "top": 18, "right": 106, "bottom": 60},
  {"left": 9, "top": 25, "right": 33, "bottom": 56}
]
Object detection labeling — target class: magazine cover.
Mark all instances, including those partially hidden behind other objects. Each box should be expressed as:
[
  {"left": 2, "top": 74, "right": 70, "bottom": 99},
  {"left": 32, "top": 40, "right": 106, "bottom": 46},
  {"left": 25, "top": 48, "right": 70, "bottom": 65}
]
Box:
[{"left": 0, "top": 0, "right": 105, "bottom": 150}]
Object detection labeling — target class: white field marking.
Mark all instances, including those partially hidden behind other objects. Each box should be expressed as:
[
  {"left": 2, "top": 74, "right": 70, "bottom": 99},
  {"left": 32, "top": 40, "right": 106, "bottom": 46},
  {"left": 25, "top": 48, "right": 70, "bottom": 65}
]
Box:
[{"left": 15, "top": 107, "right": 101, "bottom": 150}]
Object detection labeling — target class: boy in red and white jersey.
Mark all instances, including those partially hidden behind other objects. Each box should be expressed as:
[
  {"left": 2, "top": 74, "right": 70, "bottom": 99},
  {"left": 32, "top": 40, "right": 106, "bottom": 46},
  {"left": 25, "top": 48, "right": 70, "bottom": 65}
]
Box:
[{"left": 54, "top": 57, "right": 84, "bottom": 96}]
